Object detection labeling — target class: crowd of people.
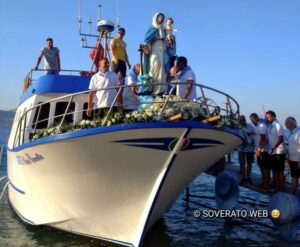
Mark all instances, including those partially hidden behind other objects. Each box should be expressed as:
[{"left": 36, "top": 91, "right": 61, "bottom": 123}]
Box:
[
  {"left": 33, "top": 12, "right": 196, "bottom": 108},
  {"left": 238, "top": 111, "right": 300, "bottom": 195}
]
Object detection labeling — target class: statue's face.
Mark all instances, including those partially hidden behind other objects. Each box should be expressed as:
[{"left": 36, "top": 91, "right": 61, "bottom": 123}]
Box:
[{"left": 156, "top": 14, "right": 164, "bottom": 24}]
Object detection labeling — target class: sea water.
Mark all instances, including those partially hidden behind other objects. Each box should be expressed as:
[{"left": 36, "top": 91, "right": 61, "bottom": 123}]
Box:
[{"left": 0, "top": 110, "right": 297, "bottom": 247}]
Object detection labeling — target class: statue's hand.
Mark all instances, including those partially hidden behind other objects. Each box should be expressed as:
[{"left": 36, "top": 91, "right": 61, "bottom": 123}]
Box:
[{"left": 143, "top": 45, "right": 150, "bottom": 55}]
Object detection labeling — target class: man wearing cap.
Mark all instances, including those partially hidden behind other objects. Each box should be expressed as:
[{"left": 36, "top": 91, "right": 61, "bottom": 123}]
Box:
[
  {"left": 110, "top": 27, "right": 131, "bottom": 78},
  {"left": 34, "top": 37, "right": 61, "bottom": 75}
]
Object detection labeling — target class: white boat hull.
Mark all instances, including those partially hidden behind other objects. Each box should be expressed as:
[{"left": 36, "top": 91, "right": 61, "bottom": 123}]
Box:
[{"left": 7, "top": 122, "right": 243, "bottom": 246}]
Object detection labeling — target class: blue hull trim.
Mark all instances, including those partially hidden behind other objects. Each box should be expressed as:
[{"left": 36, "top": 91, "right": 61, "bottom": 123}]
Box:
[
  {"left": 9, "top": 179, "right": 25, "bottom": 195},
  {"left": 8, "top": 121, "right": 244, "bottom": 152},
  {"left": 114, "top": 137, "right": 224, "bottom": 151}
]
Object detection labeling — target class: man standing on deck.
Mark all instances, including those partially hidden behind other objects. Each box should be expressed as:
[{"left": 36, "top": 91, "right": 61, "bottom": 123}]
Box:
[
  {"left": 87, "top": 58, "right": 122, "bottom": 118},
  {"left": 250, "top": 113, "right": 270, "bottom": 189},
  {"left": 285, "top": 117, "right": 300, "bottom": 194},
  {"left": 123, "top": 64, "right": 140, "bottom": 112},
  {"left": 266, "top": 110, "right": 285, "bottom": 192},
  {"left": 110, "top": 27, "right": 131, "bottom": 78},
  {"left": 34, "top": 37, "right": 61, "bottom": 75},
  {"left": 175, "top": 56, "right": 197, "bottom": 100}
]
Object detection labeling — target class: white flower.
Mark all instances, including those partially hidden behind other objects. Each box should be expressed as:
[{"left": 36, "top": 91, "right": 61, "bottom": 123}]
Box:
[
  {"left": 80, "top": 120, "right": 86, "bottom": 126},
  {"left": 131, "top": 111, "right": 139, "bottom": 118},
  {"left": 164, "top": 108, "right": 175, "bottom": 117},
  {"left": 107, "top": 120, "right": 112, "bottom": 126},
  {"left": 154, "top": 113, "right": 163, "bottom": 121},
  {"left": 112, "top": 118, "right": 116, "bottom": 123},
  {"left": 125, "top": 113, "right": 130, "bottom": 119}
]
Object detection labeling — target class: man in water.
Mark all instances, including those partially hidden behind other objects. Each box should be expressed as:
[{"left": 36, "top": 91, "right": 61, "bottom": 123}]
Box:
[
  {"left": 34, "top": 37, "right": 61, "bottom": 75},
  {"left": 285, "top": 117, "right": 300, "bottom": 194},
  {"left": 238, "top": 115, "right": 256, "bottom": 184},
  {"left": 250, "top": 113, "right": 270, "bottom": 189},
  {"left": 266, "top": 110, "right": 285, "bottom": 192}
]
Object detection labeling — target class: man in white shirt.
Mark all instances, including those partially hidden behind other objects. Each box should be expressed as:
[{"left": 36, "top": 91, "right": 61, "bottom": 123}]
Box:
[
  {"left": 123, "top": 64, "right": 140, "bottom": 112},
  {"left": 285, "top": 117, "right": 300, "bottom": 194},
  {"left": 266, "top": 110, "right": 285, "bottom": 192},
  {"left": 34, "top": 37, "right": 61, "bottom": 75},
  {"left": 250, "top": 113, "right": 270, "bottom": 189},
  {"left": 175, "top": 56, "right": 197, "bottom": 100},
  {"left": 87, "top": 58, "right": 122, "bottom": 118}
]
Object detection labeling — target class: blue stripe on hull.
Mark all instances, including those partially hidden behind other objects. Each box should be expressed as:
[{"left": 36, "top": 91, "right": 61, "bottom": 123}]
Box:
[
  {"left": 9, "top": 180, "right": 25, "bottom": 194},
  {"left": 8, "top": 122, "right": 243, "bottom": 152}
]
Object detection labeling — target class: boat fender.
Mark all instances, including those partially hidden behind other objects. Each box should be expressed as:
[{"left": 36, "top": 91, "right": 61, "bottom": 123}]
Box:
[
  {"left": 268, "top": 192, "right": 300, "bottom": 225},
  {"left": 215, "top": 171, "right": 240, "bottom": 210},
  {"left": 202, "top": 115, "right": 221, "bottom": 123},
  {"left": 268, "top": 192, "right": 300, "bottom": 242},
  {"left": 276, "top": 219, "right": 300, "bottom": 242}
]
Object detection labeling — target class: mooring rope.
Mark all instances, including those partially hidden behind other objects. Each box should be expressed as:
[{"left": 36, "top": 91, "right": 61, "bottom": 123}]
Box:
[
  {"left": 0, "top": 145, "right": 4, "bottom": 165},
  {"left": 0, "top": 181, "right": 9, "bottom": 201},
  {"left": 0, "top": 176, "right": 7, "bottom": 183}
]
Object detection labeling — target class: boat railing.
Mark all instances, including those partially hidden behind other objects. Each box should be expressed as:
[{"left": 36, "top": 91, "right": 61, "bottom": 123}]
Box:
[{"left": 13, "top": 81, "right": 240, "bottom": 148}]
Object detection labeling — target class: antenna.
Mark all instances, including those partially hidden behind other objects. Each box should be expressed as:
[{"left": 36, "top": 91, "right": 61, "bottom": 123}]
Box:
[
  {"left": 78, "top": 0, "right": 82, "bottom": 33},
  {"left": 262, "top": 104, "right": 266, "bottom": 116},
  {"left": 88, "top": 18, "right": 92, "bottom": 35},
  {"left": 116, "top": 0, "right": 120, "bottom": 28},
  {"left": 98, "top": 0, "right": 102, "bottom": 21}
]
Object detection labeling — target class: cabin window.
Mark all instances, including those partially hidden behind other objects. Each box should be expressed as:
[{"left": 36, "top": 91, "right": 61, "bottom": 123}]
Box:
[
  {"left": 82, "top": 102, "right": 94, "bottom": 120},
  {"left": 54, "top": 102, "right": 75, "bottom": 124},
  {"left": 32, "top": 102, "right": 50, "bottom": 129}
]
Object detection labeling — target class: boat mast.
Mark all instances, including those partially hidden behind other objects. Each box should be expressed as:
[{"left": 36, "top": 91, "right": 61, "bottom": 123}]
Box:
[{"left": 77, "top": 0, "right": 115, "bottom": 71}]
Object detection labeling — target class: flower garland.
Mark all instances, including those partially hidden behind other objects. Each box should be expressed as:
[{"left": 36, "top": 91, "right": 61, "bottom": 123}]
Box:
[{"left": 30, "top": 95, "right": 240, "bottom": 141}]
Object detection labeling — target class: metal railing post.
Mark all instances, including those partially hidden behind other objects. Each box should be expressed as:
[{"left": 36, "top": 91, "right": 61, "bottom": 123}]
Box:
[
  {"left": 226, "top": 96, "right": 233, "bottom": 116},
  {"left": 58, "top": 95, "right": 74, "bottom": 130},
  {"left": 160, "top": 84, "right": 176, "bottom": 116},
  {"left": 22, "top": 111, "right": 28, "bottom": 145},
  {"left": 33, "top": 105, "right": 42, "bottom": 133},
  {"left": 199, "top": 86, "right": 210, "bottom": 118},
  {"left": 102, "top": 87, "right": 122, "bottom": 126}
]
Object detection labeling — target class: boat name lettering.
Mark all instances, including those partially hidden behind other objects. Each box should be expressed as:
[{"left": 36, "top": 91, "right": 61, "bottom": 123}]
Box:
[{"left": 16, "top": 153, "right": 44, "bottom": 165}]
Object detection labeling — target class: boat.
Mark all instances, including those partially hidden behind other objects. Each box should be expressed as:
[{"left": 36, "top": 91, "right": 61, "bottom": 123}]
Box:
[{"left": 6, "top": 6, "right": 245, "bottom": 247}]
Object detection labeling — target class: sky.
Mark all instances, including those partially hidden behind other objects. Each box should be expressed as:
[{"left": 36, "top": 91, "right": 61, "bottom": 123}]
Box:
[{"left": 0, "top": 0, "right": 299, "bottom": 124}]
